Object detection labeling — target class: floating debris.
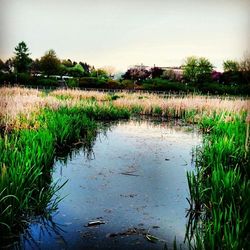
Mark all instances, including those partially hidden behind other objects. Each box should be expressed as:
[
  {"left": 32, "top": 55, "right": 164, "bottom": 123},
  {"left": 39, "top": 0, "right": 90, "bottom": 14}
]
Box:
[
  {"left": 152, "top": 225, "right": 160, "bottom": 229},
  {"left": 145, "top": 233, "right": 159, "bottom": 243},
  {"left": 120, "top": 193, "right": 137, "bottom": 198},
  {"left": 120, "top": 170, "right": 139, "bottom": 176},
  {"left": 106, "top": 227, "right": 147, "bottom": 238},
  {"left": 86, "top": 220, "right": 105, "bottom": 227}
]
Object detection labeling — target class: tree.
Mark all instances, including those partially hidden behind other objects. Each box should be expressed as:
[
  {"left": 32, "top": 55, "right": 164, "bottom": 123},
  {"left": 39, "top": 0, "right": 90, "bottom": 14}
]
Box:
[
  {"left": 91, "top": 68, "right": 109, "bottom": 79},
  {"left": 61, "top": 59, "right": 74, "bottom": 68},
  {"left": 69, "top": 63, "right": 85, "bottom": 77},
  {"left": 150, "top": 67, "right": 163, "bottom": 78},
  {"left": 122, "top": 67, "right": 150, "bottom": 82},
  {"left": 183, "top": 56, "right": 213, "bottom": 83},
  {"left": 79, "top": 62, "right": 91, "bottom": 76},
  {"left": 40, "top": 50, "right": 60, "bottom": 76},
  {"left": 4, "top": 59, "right": 14, "bottom": 73},
  {"left": 223, "top": 60, "right": 239, "bottom": 72},
  {"left": 30, "top": 59, "right": 41, "bottom": 74},
  {"left": 101, "top": 66, "right": 116, "bottom": 78},
  {"left": 239, "top": 53, "right": 250, "bottom": 84},
  {"left": 0, "top": 59, "right": 4, "bottom": 71},
  {"left": 13, "top": 41, "right": 32, "bottom": 73}
]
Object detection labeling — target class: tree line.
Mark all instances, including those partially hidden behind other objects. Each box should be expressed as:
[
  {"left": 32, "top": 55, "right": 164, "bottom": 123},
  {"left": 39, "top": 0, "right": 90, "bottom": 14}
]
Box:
[{"left": 0, "top": 41, "right": 249, "bottom": 95}]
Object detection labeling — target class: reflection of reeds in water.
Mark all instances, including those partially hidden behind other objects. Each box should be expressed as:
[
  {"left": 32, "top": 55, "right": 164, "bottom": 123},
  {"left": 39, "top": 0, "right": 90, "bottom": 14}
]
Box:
[
  {"left": 0, "top": 86, "right": 249, "bottom": 249},
  {"left": 0, "top": 88, "right": 130, "bottom": 245}
]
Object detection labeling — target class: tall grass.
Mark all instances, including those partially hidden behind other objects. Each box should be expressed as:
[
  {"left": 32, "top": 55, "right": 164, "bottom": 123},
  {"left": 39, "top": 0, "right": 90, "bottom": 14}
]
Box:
[
  {"left": 0, "top": 98, "right": 130, "bottom": 243},
  {"left": 0, "top": 87, "right": 249, "bottom": 249},
  {"left": 186, "top": 113, "right": 250, "bottom": 249}
]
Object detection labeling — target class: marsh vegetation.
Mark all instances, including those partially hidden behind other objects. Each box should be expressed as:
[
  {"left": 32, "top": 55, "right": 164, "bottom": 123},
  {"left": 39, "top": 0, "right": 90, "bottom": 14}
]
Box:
[{"left": 0, "top": 87, "right": 249, "bottom": 249}]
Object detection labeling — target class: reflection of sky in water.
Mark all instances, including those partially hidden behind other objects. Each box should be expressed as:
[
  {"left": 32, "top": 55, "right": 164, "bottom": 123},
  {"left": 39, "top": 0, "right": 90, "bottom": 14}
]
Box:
[{"left": 21, "top": 120, "right": 201, "bottom": 250}]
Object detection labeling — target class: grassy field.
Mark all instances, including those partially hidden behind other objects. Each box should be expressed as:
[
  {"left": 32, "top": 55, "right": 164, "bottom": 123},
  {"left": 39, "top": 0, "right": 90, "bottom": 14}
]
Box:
[{"left": 0, "top": 87, "right": 249, "bottom": 249}]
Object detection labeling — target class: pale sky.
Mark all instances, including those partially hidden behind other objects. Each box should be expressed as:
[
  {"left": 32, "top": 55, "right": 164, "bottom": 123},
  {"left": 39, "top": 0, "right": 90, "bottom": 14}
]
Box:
[{"left": 0, "top": 0, "right": 249, "bottom": 71}]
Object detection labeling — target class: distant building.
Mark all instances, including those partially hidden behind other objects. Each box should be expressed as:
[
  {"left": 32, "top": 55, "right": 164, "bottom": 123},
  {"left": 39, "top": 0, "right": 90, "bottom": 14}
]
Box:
[{"left": 129, "top": 64, "right": 184, "bottom": 74}]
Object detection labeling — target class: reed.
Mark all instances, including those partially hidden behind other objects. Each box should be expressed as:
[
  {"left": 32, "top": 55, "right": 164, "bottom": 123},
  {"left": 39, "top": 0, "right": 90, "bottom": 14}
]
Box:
[
  {"left": 185, "top": 112, "right": 250, "bottom": 249},
  {"left": 0, "top": 90, "right": 130, "bottom": 241},
  {"left": 0, "top": 86, "right": 249, "bottom": 249}
]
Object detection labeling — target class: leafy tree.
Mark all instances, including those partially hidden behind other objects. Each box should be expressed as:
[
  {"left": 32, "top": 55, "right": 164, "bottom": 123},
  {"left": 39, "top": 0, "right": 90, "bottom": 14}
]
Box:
[
  {"left": 69, "top": 63, "right": 85, "bottom": 77},
  {"left": 122, "top": 67, "right": 150, "bottom": 82},
  {"left": 0, "top": 59, "right": 5, "bottom": 71},
  {"left": 240, "top": 53, "right": 250, "bottom": 84},
  {"left": 91, "top": 68, "right": 109, "bottom": 79},
  {"left": 150, "top": 67, "right": 163, "bottom": 78},
  {"left": 30, "top": 59, "right": 41, "bottom": 74},
  {"left": 211, "top": 70, "right": 222, "bottom": 82},
  {"left": 223, "top": 60, "right": 239, "bottom": 72},
  {"left": 40, "top": 50, "right": 60, "bottom": 76},
  {"left": 183, "top": 56, "right": 213, "bottom": 83},
  {"left": 79, "top": 62, "right": 91, "bottom": 76},
  {"left": 4, "top": 59, "right": 14, "bottom": 73},
  {"left": 13, "top": 41, "right": 32, "bottom": 73},
  {"left": 61, "top": 59, "right": 74, "bottom": 68}
]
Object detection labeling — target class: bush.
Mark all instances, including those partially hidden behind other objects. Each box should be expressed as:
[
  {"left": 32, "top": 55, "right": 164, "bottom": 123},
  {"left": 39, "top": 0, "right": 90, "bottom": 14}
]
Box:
[
  {"left": 0, "top": 72, "right": 16, "bottom": 84},
  {"left": 120, "top": 79, "right": 134, "bottom": 89},
  {"left": 17, "top": 73, "right": 31, "bottom": 84},
  {"left": 78, "top": 77, "right": 107, "bottom": 88},
  {"left": 34, "top": 77, "right": 59, "bottom": 86},
  {"left": 106, "top": 79, "right": 121, "bottom": 89},
  {"left": 142, "top": 78, "right": 188, "bottom": 92},
  {"left": 198, "top": 82, "right": 248, "bottom": 95},
  {"left": 66, "top": 78, "right": 78, "bottom": 88}
]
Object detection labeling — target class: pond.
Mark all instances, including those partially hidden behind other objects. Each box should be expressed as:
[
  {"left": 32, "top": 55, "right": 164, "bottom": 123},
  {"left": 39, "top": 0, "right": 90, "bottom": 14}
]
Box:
[{"left": 20, "top": 119, "right": 201, "bottom": 250}]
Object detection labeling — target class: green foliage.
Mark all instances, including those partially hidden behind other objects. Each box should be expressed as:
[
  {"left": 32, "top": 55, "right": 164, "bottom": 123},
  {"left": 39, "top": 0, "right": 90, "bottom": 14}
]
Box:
[
  {"left": 120, "top": 79, "right": 134, "bottom": 89},
  {"left": 40, "top": 49, "right": 60, "bottom": 76},
  {"left": 91, "top": 68, "right": 109, "bottom": 80},
  {"left": 78, "top": 77, "right": 107, "bottom": 88},
  {"left": 183, "top": 56, "right": 213, "bottom": 83},
  {"left": 0, "top": 103, "right": 130, "bottom": 240},
  {"left": 106, "top": 79, "right": 121, "bottom": 89},
  {"left": 13, "top": 41, "right": 32, "bottom": 73},
  {"left": 66, "top": 78, "right": 78, "bottom": 87},
  {"left": 223, "top": 60, "right": 239, "bottom": 72},
  {"left": 143, "top": 78, "right": 189, "bottom": 92},
  {"left": 186, "top": 113, "right": 249, "bottom": 249}
]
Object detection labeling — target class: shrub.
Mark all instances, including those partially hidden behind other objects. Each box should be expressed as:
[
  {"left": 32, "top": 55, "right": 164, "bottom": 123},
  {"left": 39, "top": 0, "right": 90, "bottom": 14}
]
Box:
[
  {"left": 143, "top": 78, "right": 188, "bottom": 92},
  {"left": 119, "top": 79, "right": 134, "bottom": 89},
  {"left": 78, "top": 77, "right": 107, "bottom": 88},
  {"left": 66, "top": 78, "right": 78, "bottom": 88}
]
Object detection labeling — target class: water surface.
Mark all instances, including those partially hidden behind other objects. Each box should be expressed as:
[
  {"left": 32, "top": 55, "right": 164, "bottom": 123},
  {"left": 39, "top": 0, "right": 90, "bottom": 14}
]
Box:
[{"left": 21, "top": 119, "right": 201, "bottom": 250}]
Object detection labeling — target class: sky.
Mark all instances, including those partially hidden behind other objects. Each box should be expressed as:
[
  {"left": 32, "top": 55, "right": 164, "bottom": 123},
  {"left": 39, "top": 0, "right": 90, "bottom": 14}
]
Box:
[{"left": 0, "top": 0, "right": 249, "bottom": 72}]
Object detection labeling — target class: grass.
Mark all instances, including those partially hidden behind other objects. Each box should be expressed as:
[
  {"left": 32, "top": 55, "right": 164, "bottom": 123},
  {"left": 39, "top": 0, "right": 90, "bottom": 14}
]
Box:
[
  {"left": 0, "top": 86, "right": 249, "bottom": 249},
  {"left": 0, "top": 89, "right": 130, "bottom": 242},
  {"left": 185, "top": 113, "right": 250, "bottom": 249}
]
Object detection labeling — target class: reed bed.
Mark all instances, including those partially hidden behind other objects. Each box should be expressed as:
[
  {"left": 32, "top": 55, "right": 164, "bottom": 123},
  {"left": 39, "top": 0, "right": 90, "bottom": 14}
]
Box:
[
  {"left": 0, "top": 86, "right": 249, "bottom": 249},
  {"left": 113, "top": 94, "right": 249, "bottom": 117},
  {"left": 186, "top": 113, "right": 249, "bottom": 249},
  {"left": 0, "top": 87, "right": 130, "bottom": 244},
  {"left": 50, "top": 88, "right": 111, "bottom": 101}
]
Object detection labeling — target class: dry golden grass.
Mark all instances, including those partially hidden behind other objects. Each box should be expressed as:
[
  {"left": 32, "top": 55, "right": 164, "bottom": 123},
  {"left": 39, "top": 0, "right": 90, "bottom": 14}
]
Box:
[
  {"left": 0, "top": 86, "right": 249, "bottom": 130},
  {"left": 0, "top": 87, "right": 61, "bottom": 130},
  {"left": 50, "top": 88, "right": 110, "bottom": 101},
  {"left": 113, "top": 93, "right": 249, "bottom": 115}
]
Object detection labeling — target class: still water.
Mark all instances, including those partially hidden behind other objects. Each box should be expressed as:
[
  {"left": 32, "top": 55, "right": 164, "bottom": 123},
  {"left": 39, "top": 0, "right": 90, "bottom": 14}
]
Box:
[{"left": 20, "top": 119, "right": 201, "bottom": 250}]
